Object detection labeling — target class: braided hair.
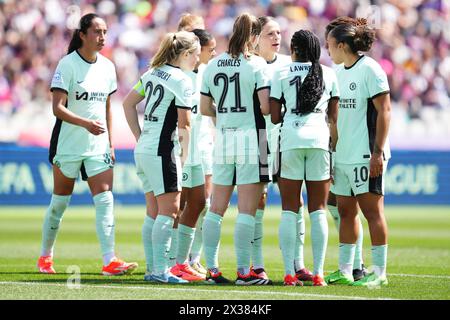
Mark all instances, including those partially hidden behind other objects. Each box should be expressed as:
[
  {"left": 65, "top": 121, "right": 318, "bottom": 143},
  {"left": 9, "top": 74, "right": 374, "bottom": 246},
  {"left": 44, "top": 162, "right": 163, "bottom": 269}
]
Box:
[{"left": 291, "top": 30, "right": 324, "bottom": 114}]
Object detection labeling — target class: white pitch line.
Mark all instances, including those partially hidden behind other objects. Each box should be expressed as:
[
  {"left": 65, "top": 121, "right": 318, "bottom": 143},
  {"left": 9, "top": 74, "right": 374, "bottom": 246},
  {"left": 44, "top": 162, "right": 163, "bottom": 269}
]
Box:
[
  {"left": 2, "top": 265, "right": 449, "bottom": 279},
  {"left": 0, "top": 281, "right": 396, "bottom": 300},
  {"left": 271, "top": 268, "right": 450, "bottom": 280},
  {"left": 389, "top": 273, "right": 450, "bottom": 279},
  {"left": 0, "top": 264, "right": 450, "bottom": 279}
]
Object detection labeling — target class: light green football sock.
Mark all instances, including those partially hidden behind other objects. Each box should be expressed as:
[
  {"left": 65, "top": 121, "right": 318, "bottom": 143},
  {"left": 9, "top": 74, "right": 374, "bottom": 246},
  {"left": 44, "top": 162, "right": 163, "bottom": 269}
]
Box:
[
  {"left": 176, "top": 224, "right": 196, "bottom": 265},
  {"left": 310, "top": 210, "right": 328, "bottom": 276},
  {"left": 294, "top": 206, "right": 305, "bottom": 271},
  {"left": 339, "top": 243, "right": 356, "bottom": 276},
  {"left": 190, "top": 199, "right": 208, "bottom": 263},
  {"left": 93, "top": 191, "right": 115, "bottom": 265},
  {"left": 372, "top": 244, "right": 388, "bottom": 277},
  {"left": 202, "top": 211, "right": 223, "bottom": 270},
  {"left": 40, "top": 194, "right": 71, "bottom": 257},
  {"left": 279, "top": 210, "right": 297, "bottom": 276},
  {"left": 329, "top": 205, "right": 364, "bottom": 270},
  {"left": 251, "top": 209, "right": 265, "bottom": 269},
  {"left": 152, "top": 215, "right": 174, "bottom": 274},
  {"left": 235, "top": 213, "right": 255, "bottom": 275},
  {"left": 167, "top": 227, "right": 178, "bottom": 268},
  {"left": 354, "top": 217, "right": 364, "bottom": 270},
  {"left": 142, "top": 215, "right": 155, "bottom": 273}
]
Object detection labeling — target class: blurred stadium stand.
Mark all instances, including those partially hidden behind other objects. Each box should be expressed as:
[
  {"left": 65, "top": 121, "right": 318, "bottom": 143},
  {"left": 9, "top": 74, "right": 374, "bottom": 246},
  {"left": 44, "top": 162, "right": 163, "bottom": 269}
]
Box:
[{"left": 0, "top": 0, "right": 449, "bottom": 149}]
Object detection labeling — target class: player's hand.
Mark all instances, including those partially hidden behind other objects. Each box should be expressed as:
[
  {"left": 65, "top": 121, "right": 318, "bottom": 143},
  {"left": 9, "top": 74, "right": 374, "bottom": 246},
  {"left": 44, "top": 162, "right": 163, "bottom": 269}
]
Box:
[
  {"left": 85, "top": 120, "right": 106, "bottom": 135},
  {"left": 370, "top": 152, "right": 383, "bottom": 178},
  {"left": 110, "top": 146, "right": 116, "bottom": 164}
]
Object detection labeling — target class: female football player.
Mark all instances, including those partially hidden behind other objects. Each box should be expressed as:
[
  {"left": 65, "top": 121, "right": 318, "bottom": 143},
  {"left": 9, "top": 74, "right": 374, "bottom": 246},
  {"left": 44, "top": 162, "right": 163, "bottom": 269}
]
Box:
[
  {"left": 123, "top": 31, "right": 200, "bottom": 283},
  {"left": 38, "top": 13, "right": 138, "bottom": 276},
  {"left": 270, "top": 30, "right": 339, "bottom": 286},
  {"left": 325, "top": 19, "right": 391, "bottom": 287},
  {"left": 200, "top": 13, "right": 271, "bottom": 285},
  {"left": 253, "top": 16, "right": 313, "bottom": 283}
]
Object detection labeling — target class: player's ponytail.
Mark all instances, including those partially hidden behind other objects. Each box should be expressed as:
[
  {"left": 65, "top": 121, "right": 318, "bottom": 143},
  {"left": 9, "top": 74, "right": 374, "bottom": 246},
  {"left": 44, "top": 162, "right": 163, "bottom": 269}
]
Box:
[
  {"left": 228, "top": 13, "right": 261, "bottom": 59},
  {"left": 330, "top": 21, "right": 376, "bottom": 53},
  {"left": 291, "top": 30, "right": 324, "bottom": 114},
  {"left": 151, "top": 31, "right": 199, "bottom": 69},
  {"left": 68, "top": 13, "right": 99, "bottom": 54}
]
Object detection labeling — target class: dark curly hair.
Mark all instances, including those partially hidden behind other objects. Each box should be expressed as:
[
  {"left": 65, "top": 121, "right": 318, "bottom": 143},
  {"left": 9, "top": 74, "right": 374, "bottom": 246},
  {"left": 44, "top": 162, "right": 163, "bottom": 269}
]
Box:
[{"left": 329, "top": 19, "right": 376, "bottom": 53}]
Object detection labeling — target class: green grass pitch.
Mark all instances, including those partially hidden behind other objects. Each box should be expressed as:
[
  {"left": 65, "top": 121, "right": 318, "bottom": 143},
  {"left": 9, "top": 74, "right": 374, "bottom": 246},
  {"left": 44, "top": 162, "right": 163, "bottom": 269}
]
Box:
[{"left": 0, "top": 205, "right": 449, "bottom": 300}]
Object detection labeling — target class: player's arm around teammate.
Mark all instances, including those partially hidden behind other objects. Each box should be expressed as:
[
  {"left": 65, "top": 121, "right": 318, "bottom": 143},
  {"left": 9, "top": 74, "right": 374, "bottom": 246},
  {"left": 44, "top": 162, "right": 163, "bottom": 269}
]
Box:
[
  {"left": 123, "top": 31, "right": 200, "bottom": 284},
  {"left": 199, "top": 13, "right": 272, "bottom": 285},
  {"left": 325, "top": 20, "right": 391, "bottom": 287},
  {"left": 270, "top": 30, "right": 339, "bottom": 286},
  {"left": 38, "top": 13, "right": 138, "bottom": 276}
]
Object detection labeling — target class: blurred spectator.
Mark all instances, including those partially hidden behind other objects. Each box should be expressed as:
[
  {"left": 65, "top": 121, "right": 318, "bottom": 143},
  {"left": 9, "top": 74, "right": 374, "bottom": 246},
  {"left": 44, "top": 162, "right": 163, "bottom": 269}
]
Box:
[{"left": 0, "top": 0, "right": 449, "bottom": 149}]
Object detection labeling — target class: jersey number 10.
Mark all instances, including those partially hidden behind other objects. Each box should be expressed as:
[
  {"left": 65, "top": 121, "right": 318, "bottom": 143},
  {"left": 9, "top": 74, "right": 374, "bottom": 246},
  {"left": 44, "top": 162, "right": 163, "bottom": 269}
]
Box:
[{"left": 213, "top": 72, "right": 247, "bottom": 114}]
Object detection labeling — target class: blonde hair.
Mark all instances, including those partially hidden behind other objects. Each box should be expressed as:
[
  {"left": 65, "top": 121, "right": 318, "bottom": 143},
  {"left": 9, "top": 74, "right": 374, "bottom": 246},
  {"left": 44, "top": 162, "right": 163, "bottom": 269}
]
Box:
[
  {"left": 228, "top": 13, "right": 261, "bottom": 59},
  {"left": 151, "top": 31, "right": 199, "bottom": 69},
  {"left": 177, "top": 13, "right": 205, "bottom": 31}
]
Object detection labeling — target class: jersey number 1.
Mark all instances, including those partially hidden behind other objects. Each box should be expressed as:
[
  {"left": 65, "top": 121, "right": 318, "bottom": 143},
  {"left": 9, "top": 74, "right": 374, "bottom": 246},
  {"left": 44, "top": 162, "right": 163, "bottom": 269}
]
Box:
[
  {"left": 213, "top": 73, "right": 246, "bottom": 113},
  {"left": 289, "top": 76, "right": 303, "bottom": 115}
]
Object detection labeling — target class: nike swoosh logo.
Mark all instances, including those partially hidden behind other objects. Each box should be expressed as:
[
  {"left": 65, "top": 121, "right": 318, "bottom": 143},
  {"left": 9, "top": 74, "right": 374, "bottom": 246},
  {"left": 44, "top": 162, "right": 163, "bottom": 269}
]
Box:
[
  {"left": 253, "top": 236, "right": 263, "bottom": 241},
  {"left": 299, "top": 233, "right": 305, "bottom": 236},
  {"left": 77, "top": 80, "right": 83, "bottom": 84},
  {"left": 50, "top": 227, "right": 58, "bottom": 230},
  {"left": 356, "top": 184, "right": 364, "bottom": 188}
]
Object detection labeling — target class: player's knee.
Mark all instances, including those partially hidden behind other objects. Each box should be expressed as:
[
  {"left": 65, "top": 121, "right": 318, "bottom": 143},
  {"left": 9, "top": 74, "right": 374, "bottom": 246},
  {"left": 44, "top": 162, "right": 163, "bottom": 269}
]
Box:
[
  {"left": 339, "top": 209, "right": 356, "bottom": 220},
  {"left": 209, "top": 203, "right": 226, "bottom": 216},
  {"left": 363, "top": 211, "right": 384, "bottom": 224},
  {"left": 49, "top": 194, "right": 71, "bottom": 216},
  {"left": 93, "top": 190, "right": 113, "bottom": 207},
  {"left": 195, "top": 196, "right": 206, "bottom": 211}
]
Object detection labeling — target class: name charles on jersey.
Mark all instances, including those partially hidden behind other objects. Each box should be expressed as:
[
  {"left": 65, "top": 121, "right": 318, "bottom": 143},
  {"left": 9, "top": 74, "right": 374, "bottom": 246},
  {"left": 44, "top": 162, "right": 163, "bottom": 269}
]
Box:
[{"left": 217, "top": 58, "right": 241, "bottom": 67}]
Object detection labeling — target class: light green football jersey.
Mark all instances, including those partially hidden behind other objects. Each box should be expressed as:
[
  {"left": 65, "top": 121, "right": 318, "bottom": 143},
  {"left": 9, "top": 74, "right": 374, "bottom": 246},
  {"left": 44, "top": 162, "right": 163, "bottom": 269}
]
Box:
[
  {"left": 201, "top": 52, "right": 270, "bottom": 156},
  {"left": 265, "top": 53, "right": 292, "bottom": 152},
  {"left": 335, "top": 55, "right": 391, "bottom": 164},
  {"left": 270, "top": 62, "right": 339, "bottom": 152},
  {"left": 196, "top": 63, "right": 215, "bottom": 154},
  {"left": 184, "top": 69, "right": 203, "bottom": 166},
  {"left": 50, "top": 51, "right": 117, "bottom": 156},
  {"left": 133, "top": 64, "right": 193, "bottom": 156}
]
